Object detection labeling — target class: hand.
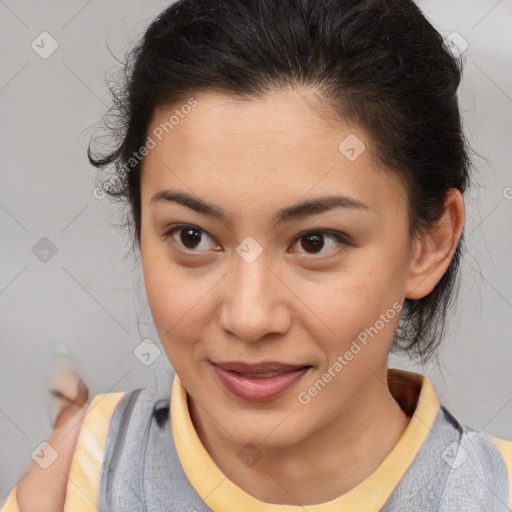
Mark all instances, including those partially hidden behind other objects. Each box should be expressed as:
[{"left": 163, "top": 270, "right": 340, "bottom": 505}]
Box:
[
  {"left": 48, "top": 363, "right": 89, "bottom": 429},
  {"left": 16, "top": 365, "right": 90, "bottom": 512}
]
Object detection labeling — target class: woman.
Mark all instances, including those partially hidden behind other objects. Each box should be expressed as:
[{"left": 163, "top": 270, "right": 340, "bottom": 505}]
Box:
[{"left": 4, "top": 0, "right": 511, "bottom": 510}]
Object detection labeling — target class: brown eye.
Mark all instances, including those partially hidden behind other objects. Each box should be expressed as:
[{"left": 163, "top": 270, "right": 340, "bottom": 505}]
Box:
[
  {"left": 163, "top": 224, "right": 219, "bottom": 253},
  {"left": 292, "top": 231, "right": 348, "bottom": 256},
  {"left": 300, "top": 233, "right": 324, "bottom": 253},
  {"left": 179, "top": 227, "right": 203, "bottom": 249}
]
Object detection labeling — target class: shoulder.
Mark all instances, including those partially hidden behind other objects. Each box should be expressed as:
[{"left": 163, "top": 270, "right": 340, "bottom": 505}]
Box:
[
  {"left": 453, "top": 413, "right": 512, "bottom": 510},
  {"left": 456, "top": 415, "right": 512, "bottom": 475},
  {"left": 489, "top": 433, "right": 512, "bottom": 505},
  {"left": 70, "top": 390, "right": 129, "bottom": 457},
  {"left": 2, "top": 376, "right": 176, "bottom": 512},
  {"left": 473, "top": 430, "right": 512, "bottom": 510},
  {"left": 63, "top": 391, "right": 128, "bottom": 511},
  {"left": 490, "top": 434, "right": 512, "bottom": 465},
  {"left": 74, "top": 375, "right": 175, "bottom": 464},
  {"left": 0, "top": 393, "right": 127, "bottom": 512}
]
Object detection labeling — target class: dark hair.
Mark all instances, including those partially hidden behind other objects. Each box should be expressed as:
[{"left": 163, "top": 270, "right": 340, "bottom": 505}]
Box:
[{"left": 88, "top": 0, "right": 473, "bottom": 365}]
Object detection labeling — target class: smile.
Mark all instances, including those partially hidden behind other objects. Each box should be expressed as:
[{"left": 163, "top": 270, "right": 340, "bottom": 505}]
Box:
[{"left": 211, "top": 361, "right": 312, "bottom": 402}]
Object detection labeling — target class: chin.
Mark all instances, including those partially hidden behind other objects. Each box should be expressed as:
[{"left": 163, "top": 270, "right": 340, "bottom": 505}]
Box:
[{"left": 225, "top": 416, "right": 309, "bottom": 451}]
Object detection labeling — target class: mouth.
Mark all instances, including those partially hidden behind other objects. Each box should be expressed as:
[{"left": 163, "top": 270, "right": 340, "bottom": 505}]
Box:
[{"left": 210, "top": 361, "right": 313, "bottom": 402}]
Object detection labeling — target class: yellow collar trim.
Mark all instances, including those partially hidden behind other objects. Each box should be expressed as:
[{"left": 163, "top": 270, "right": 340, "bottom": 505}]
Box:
[{"left": 171, "top": 368, "right": 440, "bottom": 512}]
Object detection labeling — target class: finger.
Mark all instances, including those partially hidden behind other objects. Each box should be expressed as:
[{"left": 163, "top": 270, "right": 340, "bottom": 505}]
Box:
[{"left": 48, "top": 364, "right": 89, "bottom": 429}]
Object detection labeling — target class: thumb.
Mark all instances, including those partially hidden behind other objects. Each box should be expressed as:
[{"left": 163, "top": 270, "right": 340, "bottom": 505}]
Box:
[{"left": 48, "top": 363, "right": 90, "bottom": 429}]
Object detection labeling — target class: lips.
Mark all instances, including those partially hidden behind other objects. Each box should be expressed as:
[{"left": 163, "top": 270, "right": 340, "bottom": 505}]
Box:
[
  {"left": 211, "top": 361, "right": 312, "bottom": 402},
  {"left": 212, "top": 361, "right": 310, "bottom": 374}
]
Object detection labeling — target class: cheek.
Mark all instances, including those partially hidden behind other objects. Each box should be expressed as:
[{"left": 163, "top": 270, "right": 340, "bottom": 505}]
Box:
[
  {"left": 302, "top": 264, "right": 391, "bottom": 325},
  {"left": 141, "top": 238, "right": 181, "bottom": 337},
  {"left": 140, "top": 245, "right": 217, "bottom": 349},
  {"left": 299, "top": 258, "right": 402, "bottom": 363},
  {"left": 142, "top": 262, "right": 202, "bottom": 373}
]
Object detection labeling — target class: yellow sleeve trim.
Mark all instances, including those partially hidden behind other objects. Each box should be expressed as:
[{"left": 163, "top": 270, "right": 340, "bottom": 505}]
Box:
[
  {"left": 0, "top": 485, "right": 20, "bottom": 512},
  {"left": 171, "top": 369, "right": 441, "bottom": 512},
  {"left": 491, "top": 435, "right": 512, "bottom": 510},
  {"left": 63, "top": 392, "right": 126, "bottom": 512}
]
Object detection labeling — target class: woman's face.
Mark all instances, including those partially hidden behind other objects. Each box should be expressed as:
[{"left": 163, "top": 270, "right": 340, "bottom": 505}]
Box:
[{"left": 139, "top": 88, "right": 418, "bottom": 448}]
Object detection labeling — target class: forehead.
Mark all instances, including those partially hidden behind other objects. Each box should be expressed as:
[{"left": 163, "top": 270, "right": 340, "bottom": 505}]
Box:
[
  {"left": 140, "top": 89, "right": 407, "bottom": 220},
  {"left": 147, "top": 88, "right": 361, "bottom": 156}
]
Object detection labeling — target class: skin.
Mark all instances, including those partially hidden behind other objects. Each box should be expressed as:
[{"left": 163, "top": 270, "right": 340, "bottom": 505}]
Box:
[
  {"left": 139, "top": 88, "right": 465, "bottom": 505},
  {"left": 16, "top": 367, "right": 90, "bottom": 512},
  {"left": 13, "top": 87, "right": 464, "bottom": 508}
]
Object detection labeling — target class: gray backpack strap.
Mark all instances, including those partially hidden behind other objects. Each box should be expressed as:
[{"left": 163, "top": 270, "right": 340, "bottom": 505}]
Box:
[
  {"left": 143, "top": 396, "right": 212, "bottom": 512},
  {"left": 97, "top": 371, "right": 212, "bottom": 511},
  {"left": 380, "top": 405, "right": 460, "bottom": 511},
  {"left": 437, "top": 419, "right": 509, "bottom": 511},
  {"left": 381, "top": 405, "right": 509, "bottom": 511},
  {"left": 97, "top": 387, "right": 145, "bottom": 510}
]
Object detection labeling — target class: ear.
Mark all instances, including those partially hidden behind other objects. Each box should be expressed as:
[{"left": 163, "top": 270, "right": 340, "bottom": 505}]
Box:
[{"left": 405, "top": 188, "right": 465, "bottom": 300}]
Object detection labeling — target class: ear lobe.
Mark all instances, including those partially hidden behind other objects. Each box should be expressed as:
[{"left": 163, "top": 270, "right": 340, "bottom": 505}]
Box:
[{"left": 405, "top": 189, "right": 465, "bottom": 300}]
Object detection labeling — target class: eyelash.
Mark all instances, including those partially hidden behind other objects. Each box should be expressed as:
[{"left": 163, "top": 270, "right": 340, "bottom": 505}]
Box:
[{"left": 161, "top": 223, "right": 350, "bottom": 258}]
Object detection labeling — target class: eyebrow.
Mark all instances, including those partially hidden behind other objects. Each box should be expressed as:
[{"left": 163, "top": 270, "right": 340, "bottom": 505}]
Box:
[{"left": 150, "top": 189, "right": 371, "bottom": 224}]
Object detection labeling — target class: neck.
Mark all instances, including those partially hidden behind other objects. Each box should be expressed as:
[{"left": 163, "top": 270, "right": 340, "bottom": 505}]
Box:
[{"left": 188, "top": 366, "right": 411, "bottom": 505}]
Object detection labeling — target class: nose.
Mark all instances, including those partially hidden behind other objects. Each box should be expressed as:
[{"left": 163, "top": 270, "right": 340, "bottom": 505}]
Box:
[{"left": 218, "top": 253, "right": 292, "bottom": 343}]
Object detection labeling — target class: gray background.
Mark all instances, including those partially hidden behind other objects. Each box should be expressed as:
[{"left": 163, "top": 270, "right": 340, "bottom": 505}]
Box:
[{"left": 1, "top": 0, "right": 511, "bottom": 504}]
